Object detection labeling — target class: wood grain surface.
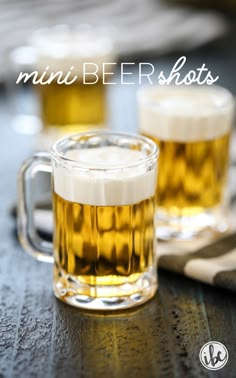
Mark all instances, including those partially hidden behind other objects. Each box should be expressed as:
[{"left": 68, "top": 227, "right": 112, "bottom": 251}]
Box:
[{"left": 1, "top": 40, "right": 236, "bottom": 377}]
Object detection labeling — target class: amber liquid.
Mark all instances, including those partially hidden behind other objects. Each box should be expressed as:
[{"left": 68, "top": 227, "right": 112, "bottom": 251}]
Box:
[
  {"left": 39, "top": 79, "right": 106, "bottom": 131},
  {"left": 143, "top": 133, "right": 230, "bottom": 216},
  {"left": 53, "top": 192, "right": 156, "bottom": 288}
]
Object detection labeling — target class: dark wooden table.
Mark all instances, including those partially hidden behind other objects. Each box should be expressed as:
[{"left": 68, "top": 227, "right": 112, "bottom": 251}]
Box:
[{"left": 1, "top": 37, "right": 236, "bottom": 377}]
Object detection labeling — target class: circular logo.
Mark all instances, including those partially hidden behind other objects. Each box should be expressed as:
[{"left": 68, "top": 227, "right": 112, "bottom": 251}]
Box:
[{"left": 199, "top": 341, "right": 228, "bottom": 370}]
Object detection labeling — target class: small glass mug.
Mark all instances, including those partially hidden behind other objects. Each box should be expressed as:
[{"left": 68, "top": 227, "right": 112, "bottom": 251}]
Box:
[
  {"left": 8, "top": 25, "right": 116, "bottom": 139},
  {"left": 18, "top": 132, "right": 159, "bottom": 310},
  {"left": 138, "top": 85, "right": 235, "bottom": 241}
]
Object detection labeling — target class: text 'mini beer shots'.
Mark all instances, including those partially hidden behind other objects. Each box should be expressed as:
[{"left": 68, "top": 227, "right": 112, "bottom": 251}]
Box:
[{"left": 138, "top": 85, "right": 235, "bottom": 241}]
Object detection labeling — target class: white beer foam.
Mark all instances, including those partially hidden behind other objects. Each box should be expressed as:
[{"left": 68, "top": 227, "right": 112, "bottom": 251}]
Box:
[
  {"left": 31, "top": 27, "right": 115, "bottom": 75},
  {"left": 139, "top": 86, "right": 235, "bottom": 142},
  {"left": 53, "top": 146, "right": 156, "bottom": 206}
]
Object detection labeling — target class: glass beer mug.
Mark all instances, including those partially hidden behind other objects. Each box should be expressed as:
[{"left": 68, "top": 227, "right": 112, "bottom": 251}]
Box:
[
  {"left": 138, "top": 85, "right": 235, "bottom": 240},
  {"left": 32, "top": 25, "right": 115, "bottom": 133},
  {"left": 9, "top": 25, "right": 116, "bottom": 139},
  {"left": 18, "top": 132, "right": 159, "bottom": 310}
]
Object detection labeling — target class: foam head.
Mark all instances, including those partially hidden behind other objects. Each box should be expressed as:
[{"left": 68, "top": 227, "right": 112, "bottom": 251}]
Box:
[
  {"left": 31, "top": 25, "right": 115, "bottom": 74},
  {"left": 138, "top": 85, "right": 235, "bottom": 142},
  {"left": 53, "top": 146, "right": 157, "bottom": 206}
]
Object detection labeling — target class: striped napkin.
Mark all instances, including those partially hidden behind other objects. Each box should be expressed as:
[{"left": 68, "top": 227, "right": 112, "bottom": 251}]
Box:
[{"left": 158, "top": 232, "right": 236, "bottom": 292}]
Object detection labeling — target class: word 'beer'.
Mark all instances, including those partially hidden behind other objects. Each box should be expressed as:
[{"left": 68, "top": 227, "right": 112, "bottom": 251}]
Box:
[
  {"left": 139, "top": 85, "right": 235, "bottom": 239},
  {"left": 52, "top": 144, "right": 157, "bottom": 306}
]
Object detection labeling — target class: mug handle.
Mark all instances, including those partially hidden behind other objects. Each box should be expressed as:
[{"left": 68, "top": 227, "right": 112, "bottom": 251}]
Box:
[{"left": 17, "top": 152, "right": 54, "bottom": 263}]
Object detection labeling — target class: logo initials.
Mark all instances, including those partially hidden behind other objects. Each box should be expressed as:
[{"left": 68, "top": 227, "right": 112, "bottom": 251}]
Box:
[{"left": 199, "top": 342, "right": 228, "bottom": 370}]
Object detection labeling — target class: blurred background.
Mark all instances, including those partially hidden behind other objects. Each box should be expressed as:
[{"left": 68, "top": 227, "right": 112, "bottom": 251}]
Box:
[
  {"left": 0, "top": 0, "right": 236, "bottom": 225},
  {"left": 0, "top": 0, "right": 236, "bottom": 131}
]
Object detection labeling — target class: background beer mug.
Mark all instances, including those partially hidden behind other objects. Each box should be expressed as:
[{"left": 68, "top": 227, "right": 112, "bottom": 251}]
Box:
[
  {"left": 138, "top": 85, "right": 235, "bottom": 240},
  {"left": 18, "top": 132, "right": 158, "bottom": 310},
  {"left": 32, "top": 25, "right": 115, "bottom": 133},
  {"left": 9, "top": 25, "right": 115, "bottom": 138}
]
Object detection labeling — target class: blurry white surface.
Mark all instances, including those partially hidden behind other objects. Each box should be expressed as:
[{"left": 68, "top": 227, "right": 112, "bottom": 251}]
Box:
[{"left": 0, "top": 0, "right": 228, "bottom": 78}]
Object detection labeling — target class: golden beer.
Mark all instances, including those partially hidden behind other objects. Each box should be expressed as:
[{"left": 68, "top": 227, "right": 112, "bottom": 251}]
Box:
[
  {"left": 138, "top": 85, "right": 235, "bottom": 239},
  {"left": 144, "top": 133, "right": 230, "bottom": 216},
  {"left": 39, "top": 79, "right": 106, "bottom": 132},
  {"left": 53, "top": 192, "right": 155, "bottom": 292}
]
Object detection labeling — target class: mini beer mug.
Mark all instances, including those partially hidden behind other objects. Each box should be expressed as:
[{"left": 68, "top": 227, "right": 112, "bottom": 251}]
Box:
[
  {"left": 138, "top": 85, "right": 235, "bottom": 241},
  {"left": 10, "top": 25, "right": 116, "bottom": 138},
  {"left": 32, "top": 25, "right": 115, "bottom": 133},
  {"left": 18, "top": 132, "right": 159, "bottom": 310}
]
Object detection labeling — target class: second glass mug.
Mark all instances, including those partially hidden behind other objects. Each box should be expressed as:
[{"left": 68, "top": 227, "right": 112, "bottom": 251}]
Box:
[
  {"left": 138, "top": 85, "right": 235, "bottom": 240},
  {"left": 18, "top": 132, "right": 159, "bottom": 310}
]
